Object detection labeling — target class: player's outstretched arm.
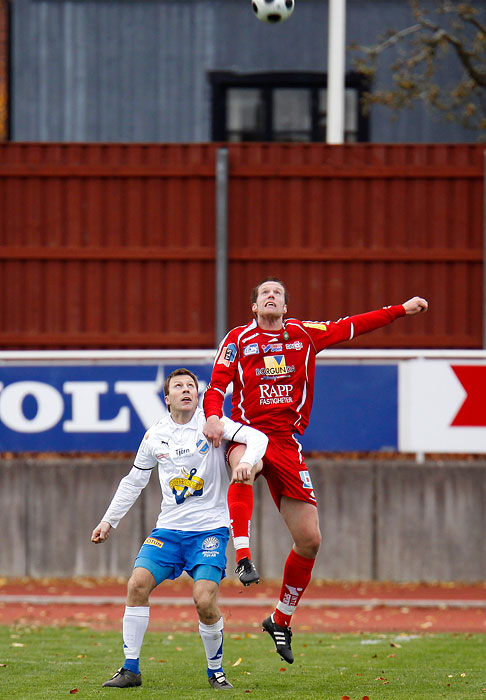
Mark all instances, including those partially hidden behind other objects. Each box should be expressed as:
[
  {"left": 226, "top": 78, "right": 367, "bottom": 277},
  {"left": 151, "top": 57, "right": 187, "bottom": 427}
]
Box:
[
  {"left": 402, "top": 296, "right": 428, "bottom": 315},
  {"left": 91, "top": 520, "right": 112, "bottom": 544}
]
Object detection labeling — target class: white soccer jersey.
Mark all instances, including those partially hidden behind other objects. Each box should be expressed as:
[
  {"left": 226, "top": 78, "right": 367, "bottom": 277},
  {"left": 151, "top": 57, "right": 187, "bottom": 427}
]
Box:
[{"left": 101, "top": 407, "right": 267, "bottom": 532}]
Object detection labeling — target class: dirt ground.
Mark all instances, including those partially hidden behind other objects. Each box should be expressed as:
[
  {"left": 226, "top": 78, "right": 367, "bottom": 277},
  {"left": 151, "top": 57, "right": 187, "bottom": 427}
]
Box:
[{"left": 1, "top": 577, "right": 485, "bottom": 634}]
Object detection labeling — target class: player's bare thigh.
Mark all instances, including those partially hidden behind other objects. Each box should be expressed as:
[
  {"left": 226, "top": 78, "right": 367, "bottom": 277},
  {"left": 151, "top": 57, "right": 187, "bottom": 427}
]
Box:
[
  {"left": 227, "top": 443, "right": 263, "bottom": 484},
  {"left": 280, "top": 495, "right": 321, "bottom": 559}
]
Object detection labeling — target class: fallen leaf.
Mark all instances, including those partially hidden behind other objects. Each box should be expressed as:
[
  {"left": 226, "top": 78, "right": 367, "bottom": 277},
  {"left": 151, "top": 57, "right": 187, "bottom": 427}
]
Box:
[
  {"left": 341, "top": 696, "right": 350, "bottom": 700},
  {"left": 362, "top": 696, "right": 370, "bottom": 700},
  {"left": 11, "top": 643, "right": 25, "bottom": 647},
  {"left": 461, "top": 673, "right": 466, "bottom": 677},
  {"left": 244, "top": 691, "right": 251, "bottom": 694},
  {"left": 158, "top": 660, "right": 167, "bottom": 663},
  {"left": 279, "top": 667, "right": 286, "bottom": 672},
  {"left": 69, "top": 690, "right": 79, "bottom": 695},
  {"left": 232, "top": 658, "right": 242, "bottom": 667}
]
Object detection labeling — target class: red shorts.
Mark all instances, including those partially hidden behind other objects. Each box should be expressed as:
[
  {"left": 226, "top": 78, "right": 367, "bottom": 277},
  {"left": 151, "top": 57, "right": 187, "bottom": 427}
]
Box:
[
  {"left": 228, "top": 434, "right": 317, "bottom": 510},
  {"left": 262, "top": 434, "right": 317, "bottom": 509}
]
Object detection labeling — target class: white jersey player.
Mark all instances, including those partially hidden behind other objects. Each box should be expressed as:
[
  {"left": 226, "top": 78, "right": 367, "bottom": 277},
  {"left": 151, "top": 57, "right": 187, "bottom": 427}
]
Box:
[{"left": 91, "top": 368, "right": 267, "bottom": 690}]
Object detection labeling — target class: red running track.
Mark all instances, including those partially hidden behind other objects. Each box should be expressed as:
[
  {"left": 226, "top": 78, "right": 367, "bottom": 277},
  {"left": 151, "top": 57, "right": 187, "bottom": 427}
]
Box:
[{"left": 1, "top": 578, "right": 485, "bottom": 633}]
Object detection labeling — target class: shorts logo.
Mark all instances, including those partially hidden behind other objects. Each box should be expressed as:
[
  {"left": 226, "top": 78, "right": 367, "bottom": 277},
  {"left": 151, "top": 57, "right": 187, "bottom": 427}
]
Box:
[
  {"left": 262, "top": 343, "right": 283, "bottom": 353},
  {"left": 144, "top": 537, "right": 164, "bottom": 548},
  {"left": 217, "top": 343, "right": 237, "bottom": 366},
  {"left": 303, "top": 321, "right": 328, "bottom": 331},
  {"left": 202, "top": 536, "right": 221, "bottom": 557},
  {"left": 299, "top": 469, "right": 314, "bottom": 490},
  {"left": 243, "top": 343, "right": 259, "bottom": 356},
  {"left": 197, "top": 438, "right": 209, "bottom": 455},
  {"left": 170, "top": 468, "right": 204, "bottom": 504}
]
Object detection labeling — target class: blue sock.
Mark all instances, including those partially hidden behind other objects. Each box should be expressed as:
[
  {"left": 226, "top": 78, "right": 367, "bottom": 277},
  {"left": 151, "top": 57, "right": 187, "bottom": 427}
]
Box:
[{"left": 124, "top": 658, "right": 140, "bottom": 674}]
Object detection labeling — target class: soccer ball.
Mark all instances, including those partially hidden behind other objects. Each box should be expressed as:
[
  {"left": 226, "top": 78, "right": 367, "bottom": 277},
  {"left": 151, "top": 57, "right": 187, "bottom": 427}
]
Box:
[{"left": 251, "top": 0, "right": 295, "bottom": 24}]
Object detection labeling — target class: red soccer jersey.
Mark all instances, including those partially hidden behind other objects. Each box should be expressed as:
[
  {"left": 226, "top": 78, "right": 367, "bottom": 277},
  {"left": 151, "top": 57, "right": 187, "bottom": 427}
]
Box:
[{"left": 203, "top": 305, "right": 406, "bottom": 436}]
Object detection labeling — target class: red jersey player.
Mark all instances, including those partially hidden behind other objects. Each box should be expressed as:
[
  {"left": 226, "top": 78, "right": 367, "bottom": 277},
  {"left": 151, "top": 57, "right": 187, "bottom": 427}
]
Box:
[{"left": 203, "top": 278, "right": 428, "bottom": 663}]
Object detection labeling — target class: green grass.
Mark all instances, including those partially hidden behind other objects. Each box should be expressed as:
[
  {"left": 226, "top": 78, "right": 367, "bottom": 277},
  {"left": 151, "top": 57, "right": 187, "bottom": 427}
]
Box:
[{"left": 1, "top": 625, "right": 485, "bottom": 700}]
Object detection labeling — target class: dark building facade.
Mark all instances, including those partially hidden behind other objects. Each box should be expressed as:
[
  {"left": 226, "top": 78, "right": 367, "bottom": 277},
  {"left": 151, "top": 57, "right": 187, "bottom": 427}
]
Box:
[{"left": 9, "top": 0, "right": 484, "bottom": 143}]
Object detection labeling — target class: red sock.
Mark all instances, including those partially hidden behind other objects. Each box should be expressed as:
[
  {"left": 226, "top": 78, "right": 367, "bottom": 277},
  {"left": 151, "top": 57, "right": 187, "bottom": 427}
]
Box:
[
  {"left": 227, "top": 482, "right": 253, "bottom": 564},
  {"left": 273, "top": 549, "right": 315, "bottom": 627}
]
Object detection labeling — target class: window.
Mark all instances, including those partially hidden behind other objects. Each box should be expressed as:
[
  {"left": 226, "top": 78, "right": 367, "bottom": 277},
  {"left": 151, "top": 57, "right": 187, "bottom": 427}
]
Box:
[{"left": 210, "top": 72, "right": 369, "bottom": 143}]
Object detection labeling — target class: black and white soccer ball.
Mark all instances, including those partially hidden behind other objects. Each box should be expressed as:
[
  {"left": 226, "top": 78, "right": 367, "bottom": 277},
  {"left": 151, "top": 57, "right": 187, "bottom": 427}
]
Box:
[{"left": 251, "top": 0, "right": 295, "bottom": 24}]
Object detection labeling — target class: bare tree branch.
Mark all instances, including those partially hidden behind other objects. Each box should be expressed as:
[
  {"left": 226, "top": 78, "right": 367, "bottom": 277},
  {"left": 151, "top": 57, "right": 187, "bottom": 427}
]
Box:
[{"left": 351, "top": 0, "right": 486, "bottom": 134}]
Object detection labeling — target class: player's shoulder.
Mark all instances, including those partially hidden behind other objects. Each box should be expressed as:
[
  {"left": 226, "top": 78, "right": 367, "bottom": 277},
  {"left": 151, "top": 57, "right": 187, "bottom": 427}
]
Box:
[
  {"left": 194, "top": 406, "right": 206, "bottom": 428},
  {"left": 229, "top": 320, "right": 258, "bottom": 343},
  {"left": 144, "top": 413, "right": 171, "bottom": 441},
  {"left": 285, "top": 317, "right": 329, "bottom": 333},
  {"left": 300, "top": 319, "right": 332, "bottom": 331}
]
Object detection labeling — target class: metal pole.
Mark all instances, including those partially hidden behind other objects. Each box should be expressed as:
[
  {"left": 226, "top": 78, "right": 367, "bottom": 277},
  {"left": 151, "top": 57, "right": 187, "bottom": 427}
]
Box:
[
  {"left": 215, "top": 147, "right": 229, "bottom": 346},
  {"left": 326, "top": 0, "right": 346, "bottom": 144}
]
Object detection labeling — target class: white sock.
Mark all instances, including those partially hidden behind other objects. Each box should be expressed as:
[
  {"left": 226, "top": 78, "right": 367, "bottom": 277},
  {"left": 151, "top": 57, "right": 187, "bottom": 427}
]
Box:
[
  {"left": 199, "top": 616, "right": 224, "bottom": 672},
  {"left": 123, "top": 606, "right": 150, "bottom": 661}
]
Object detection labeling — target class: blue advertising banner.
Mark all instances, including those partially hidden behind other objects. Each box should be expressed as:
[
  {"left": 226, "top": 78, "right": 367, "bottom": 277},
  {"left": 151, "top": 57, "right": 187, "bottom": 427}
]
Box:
[{"left": 0, "top": 364, "right": 397, "bottom": 452}]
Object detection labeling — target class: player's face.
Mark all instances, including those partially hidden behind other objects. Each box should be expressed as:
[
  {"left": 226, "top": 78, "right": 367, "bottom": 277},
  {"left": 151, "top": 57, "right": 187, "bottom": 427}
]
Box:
[
  {"left": 252, "top": 282, "right": 287, "bottom": 320},
  {"left": 165, "top": 375, "right": 199, "bottom": 416}
]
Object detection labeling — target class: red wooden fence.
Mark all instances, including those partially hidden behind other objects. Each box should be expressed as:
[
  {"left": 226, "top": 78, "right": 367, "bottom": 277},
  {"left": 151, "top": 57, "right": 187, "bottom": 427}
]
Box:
[{"left": 0, "top": 143, "right": 483, "bottom": 349}]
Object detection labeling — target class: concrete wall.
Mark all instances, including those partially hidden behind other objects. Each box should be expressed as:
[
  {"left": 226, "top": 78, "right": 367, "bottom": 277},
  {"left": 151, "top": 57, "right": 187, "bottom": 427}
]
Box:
[{"left": 2, "top": 458, "right": 485, "bottom": 582}]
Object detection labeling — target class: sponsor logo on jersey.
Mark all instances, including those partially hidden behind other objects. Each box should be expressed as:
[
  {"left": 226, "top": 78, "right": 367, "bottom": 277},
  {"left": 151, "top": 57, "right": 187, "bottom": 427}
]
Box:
[
  {"left": 176, "top": 448, "right": 190, "bottom": 456},
  {"left": 217, "top": 343, "right": 237, "bottom": 366},
  {"left": 259, "top": 383, "right": 293, "bottom": 405},
  {"left": 156, "top": 452, "right": 169, "bottom": 460},
  {"left": 303, "top": 321, "right": 328, "bottom": 331},
  {"left": 262, "top": 343, "right": 283, "bottom": 353},
  {"left": 243, "top": 342, "right": 259, "bottom": 357},
  {"left": 143, "top": 537, "right": 164, "bottom": 548},
  {"left": 242, "top": 332, "right": 260, "bottom": 343},
  {"left": 170, "top": 467, "right": 204, "bottom": 504},
  {"left": 285, "top": 341, "right": 303, "bottom": 350},
  {"left": 196, "top": 438, "right": 209, "bottom": 455},
  {"left": 255, "top": 356, "right": 295, "bottom": 377}
]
